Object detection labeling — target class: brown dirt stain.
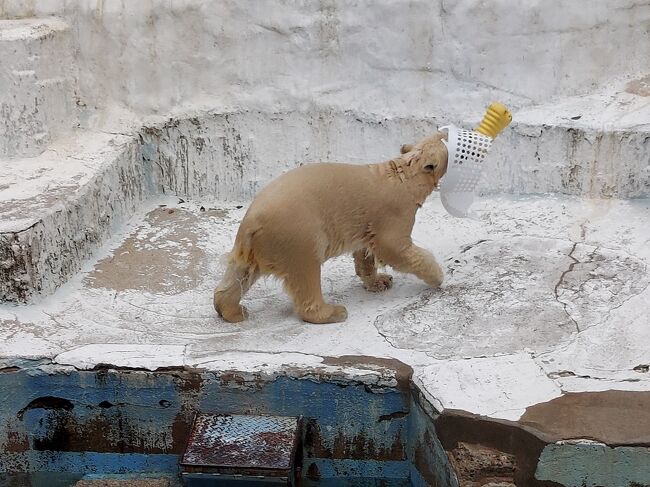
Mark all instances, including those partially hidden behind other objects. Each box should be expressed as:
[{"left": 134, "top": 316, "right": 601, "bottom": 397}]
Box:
[
  {"left": 435, "top": 409, "right": 558, "bottom": 487},
  {"left": 449, "top": 442, "right": 515, "bottom": 487},
  {"left": 85, "top": 207, "right": 224, "bottom": 294},
  {"left": 625, "top": 75, "right": 650, "bottom": 96},
  {"left": 520, "top": 390, "right": 650, "bottom": 445}
]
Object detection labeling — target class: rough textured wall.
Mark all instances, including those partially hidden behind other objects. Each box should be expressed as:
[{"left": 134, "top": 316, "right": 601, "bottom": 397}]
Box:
[
  {"left": 487, "top": 124, "right": 650, "bottom": 198},
  {"left": 439, "top": 0, "right": 650, "bottom": 100},
  {"left": 408, "top": 392, "right": 460, "bottom": 487},
  {"left": 2, "top": 1, "right": 649, "bottom": 117},
  {"left": 1, "top": 1, "right": 649, "bottom": 302},
  {"left": 0, "top": 18, "right": 77, "bottom": 158},
  {"left": 140, "top": 110, "right": 440, "bottom": 201},
  {"left": 142, "top": 111, "right": 650, "bottom": 204},
  {"left": 0, "top": 138, "right": 149, "bottom": 302}
]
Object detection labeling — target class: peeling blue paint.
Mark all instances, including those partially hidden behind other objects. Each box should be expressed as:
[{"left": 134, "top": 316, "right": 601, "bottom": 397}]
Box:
[
  {"left": 0, "top": 366, "right": 442, "bottom": 485},
  {"left": 406, "top": 395, "right": 459, "bottom": 487},
  {"left": 305, "top": 458, "right": 409, "bottom": 484},
  {"left": 0, "top": 451, "right": 178, "bottom": 474}
]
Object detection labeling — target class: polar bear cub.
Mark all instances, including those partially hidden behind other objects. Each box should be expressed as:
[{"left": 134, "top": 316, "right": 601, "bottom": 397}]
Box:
[{"left": 214, "top": 132, "right": 448, "bottom": 324}]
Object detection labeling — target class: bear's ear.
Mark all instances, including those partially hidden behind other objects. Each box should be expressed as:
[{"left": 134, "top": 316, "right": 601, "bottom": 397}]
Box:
[
  {"left": 400, "top": 144, "right": 414, "bottom": 154},
  {"left": 423, "top": 164, "right": 435, "bottom": 173}
]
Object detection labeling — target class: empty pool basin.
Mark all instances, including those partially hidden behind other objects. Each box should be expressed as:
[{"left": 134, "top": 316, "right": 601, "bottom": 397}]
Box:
[{"left": 2, "top": 1, "right": 650, "bottom": 486}]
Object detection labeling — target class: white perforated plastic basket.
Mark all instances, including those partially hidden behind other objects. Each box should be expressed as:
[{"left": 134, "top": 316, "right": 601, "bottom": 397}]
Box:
[{"left": 439, "top": 125, "right": 493, "bottom": 218}]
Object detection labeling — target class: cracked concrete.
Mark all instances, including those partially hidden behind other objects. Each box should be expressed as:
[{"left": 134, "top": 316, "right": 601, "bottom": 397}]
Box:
[
  {"left": 1, "top": 193, "right": 649, "bottom": 422},
  {"left": 554, "top": 241, "right": 581, "bottom": 332},
  {"left": 376, "top": 237, "right": 578, "bottom": 358}
]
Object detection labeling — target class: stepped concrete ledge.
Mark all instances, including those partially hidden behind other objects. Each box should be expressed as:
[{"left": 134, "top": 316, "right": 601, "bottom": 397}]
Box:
[
  {"left": 487, "top": 81, "right": 650, "bottom": 197},
  {"left": 0, "top": 17, "right": 77, "bottom": 158},
  {"left": 0, "top": 128, "right": 148, "bottom": 303},
  {"left": 2, "top": 80, "right": 649, "bottom": 304}
]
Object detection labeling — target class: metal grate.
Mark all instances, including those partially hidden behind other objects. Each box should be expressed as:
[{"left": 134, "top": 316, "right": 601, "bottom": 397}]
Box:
[{"left": 180, "top": 413, "right": 301, "bottom": 484}]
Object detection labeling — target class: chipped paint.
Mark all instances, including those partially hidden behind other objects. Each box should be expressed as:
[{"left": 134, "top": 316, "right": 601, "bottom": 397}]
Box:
[
  {"left": 2, "top": 195, "right": 650, "bottom": 423},
  {"left": 408, "top": 392, "right": 460, "bottom": 487},
  {"left": 520, "top": 391, "right": 650, "bottom": 446},
  {"left": 180, "top": 413, "right": 300, "bottom": 479},
  {"left": 0, "top": 365, "right": 417, "bottom": 484}
]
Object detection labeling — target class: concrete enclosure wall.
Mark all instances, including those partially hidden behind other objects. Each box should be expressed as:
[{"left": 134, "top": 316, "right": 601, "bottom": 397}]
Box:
[
  {"left": 3, "top": 108, "right": 649, "bottom": 303},
  {"left": 0, "top": 365, "right": 453, "bottom": 486},
  {"left": 1, "top": 1, "right": 649, "bottom": 117},
  {"left": 0, "top": 18, "right": 77, "bottom": 158},
  {"left": 1, "top": 1, "right": 649, "bottom": 303}
]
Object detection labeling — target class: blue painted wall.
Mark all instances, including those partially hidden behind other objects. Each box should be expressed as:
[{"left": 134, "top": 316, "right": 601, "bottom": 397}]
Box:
[
  {"left": 407, "top": 393, "right": 459, "bottom": 487},
  {"left": 536, "top": 442, "right": 650, "bottom": 487},
  {"left": 0, "top": 364, "right": 448, "bottom": 485}
]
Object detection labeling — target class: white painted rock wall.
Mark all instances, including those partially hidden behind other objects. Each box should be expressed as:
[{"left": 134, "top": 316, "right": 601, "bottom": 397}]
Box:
[
  {"left": 2, "top": 1, "right": 649, "bottom": 118},
  {"left": 141, "top": 110, "right": 440, "bottom": 201},
  {"left": 0, "top": 17, "right": 77, "bottom": 158}
]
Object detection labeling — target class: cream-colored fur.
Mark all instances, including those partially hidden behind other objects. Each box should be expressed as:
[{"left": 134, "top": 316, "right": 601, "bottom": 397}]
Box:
[{"left": 214, "top": 132, "right": 449, "bottom": 324}]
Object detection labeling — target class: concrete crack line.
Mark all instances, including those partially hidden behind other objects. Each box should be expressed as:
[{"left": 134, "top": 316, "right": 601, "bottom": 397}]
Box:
[
  {"left": 372, "top": 323, "right": 401, "bottom": 352},
  {"left": 459, "top": 238, "right": 490, "bottom": 254},
  {"left": 370, "top": 293, "right": 432, "bottom": 353},
  {"left": 485, "top": 406, "right": 530, "bottom": 418},
  {"left": 607, "top": 265, "right": 650, "bottom": 314},
  {"left": 425, "top": 351, "right": 524, "bottom": 363},
  {"left": 553, "top": 241, "right": 581, "bottom": 333},
  {"left": 546, "top": 370, "right": 609, "bottom": 381},
  {"left": 98, "top": 129, "right": 135, "bottom": 138}
]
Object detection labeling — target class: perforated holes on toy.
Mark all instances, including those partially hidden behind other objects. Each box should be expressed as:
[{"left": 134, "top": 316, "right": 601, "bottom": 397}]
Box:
[{"left": 439, "top": 125, "right": 493, "bottom": 218}]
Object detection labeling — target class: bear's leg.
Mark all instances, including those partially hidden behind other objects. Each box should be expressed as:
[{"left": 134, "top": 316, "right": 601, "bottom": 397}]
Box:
[
  {"left": 214, "top": 260, "right": 260, "bottom": 322},
  {"left": 375, "top": 239, "right": 443, "bottom": 288},
  {"left": 353, "top": 248, "right": 393, "bottom": 292},
  {"left": 283, "top": 259, "right": 348, "bottom": 324}
]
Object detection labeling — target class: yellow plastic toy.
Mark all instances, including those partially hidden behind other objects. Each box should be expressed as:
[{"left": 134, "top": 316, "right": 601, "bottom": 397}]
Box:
[{"left": 476, "top": 102, "right": 513, "bottom": 139}]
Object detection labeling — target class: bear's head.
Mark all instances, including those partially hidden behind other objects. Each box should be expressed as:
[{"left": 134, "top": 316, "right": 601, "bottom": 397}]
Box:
[{"left": 400, "top": 132, "right": 448, "bottom": 188}]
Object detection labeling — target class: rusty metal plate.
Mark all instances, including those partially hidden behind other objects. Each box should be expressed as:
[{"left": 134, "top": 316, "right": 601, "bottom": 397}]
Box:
[{"left": 180, "top": 413, "right": 300, "bottom": 476}]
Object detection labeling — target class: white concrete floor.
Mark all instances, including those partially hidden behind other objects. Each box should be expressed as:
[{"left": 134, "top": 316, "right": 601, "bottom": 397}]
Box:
[{"left": 2, "top": 192, "right": 649, "bottom": 421}]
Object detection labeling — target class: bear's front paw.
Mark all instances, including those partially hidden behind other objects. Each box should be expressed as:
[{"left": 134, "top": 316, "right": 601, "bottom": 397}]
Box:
[
  {"left": 364, "top": 273, "right": 393, "bottom": 292},
  {"left": 426, "top": 269, "right": 443, "bottom": 288}
]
